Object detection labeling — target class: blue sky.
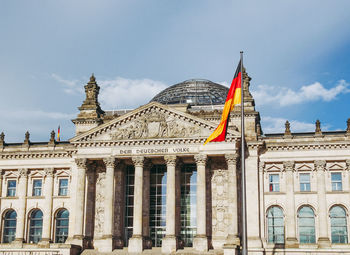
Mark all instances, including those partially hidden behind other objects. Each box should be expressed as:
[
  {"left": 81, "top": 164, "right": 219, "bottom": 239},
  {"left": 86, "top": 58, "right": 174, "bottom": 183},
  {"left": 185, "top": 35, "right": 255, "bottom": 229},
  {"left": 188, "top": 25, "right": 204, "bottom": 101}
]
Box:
[{"left": 1, "top": 0, "right": 350, "bottom": 142}]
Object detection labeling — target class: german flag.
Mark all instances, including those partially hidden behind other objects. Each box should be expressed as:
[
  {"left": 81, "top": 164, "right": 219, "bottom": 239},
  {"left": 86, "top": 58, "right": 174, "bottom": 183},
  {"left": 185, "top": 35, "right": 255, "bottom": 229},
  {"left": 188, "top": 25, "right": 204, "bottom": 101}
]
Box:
[
  {"left": 57, "top": 126, "right": 60, "bottom": 142},
  {"left": 204, "top": 60, "right": 242, "bottom": 145}
]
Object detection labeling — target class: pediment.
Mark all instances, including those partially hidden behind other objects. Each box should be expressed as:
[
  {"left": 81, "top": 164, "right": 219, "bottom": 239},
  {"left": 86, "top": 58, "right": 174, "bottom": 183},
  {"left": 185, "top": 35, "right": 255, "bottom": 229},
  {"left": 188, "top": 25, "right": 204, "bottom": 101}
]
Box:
[
  {"left": 71, "top": 102, "right": 239, "bottom": 144},
  {"left": 328, "top": 163, "right": 344, "bottom": 171},
  {"left": 296, "top": 163, "right": 313, "bottom": 171},
  {"left": 266, "top": 164, "right": 282, "bottom": 172}
]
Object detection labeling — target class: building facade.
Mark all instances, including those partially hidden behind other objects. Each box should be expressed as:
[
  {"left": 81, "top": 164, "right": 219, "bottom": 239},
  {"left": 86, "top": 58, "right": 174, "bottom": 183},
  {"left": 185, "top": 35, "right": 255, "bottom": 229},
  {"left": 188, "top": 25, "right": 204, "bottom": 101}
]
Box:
[{"left": 1, "top": 72, "right": 350, "bottom": 255}]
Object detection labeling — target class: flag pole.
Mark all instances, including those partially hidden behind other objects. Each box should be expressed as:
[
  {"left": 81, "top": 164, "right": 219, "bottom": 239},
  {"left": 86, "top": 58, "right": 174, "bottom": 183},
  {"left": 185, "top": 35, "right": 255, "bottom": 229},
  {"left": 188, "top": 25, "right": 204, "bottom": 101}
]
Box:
[{"left": 240, "top": 51, "right": 248, "bottom": 255}]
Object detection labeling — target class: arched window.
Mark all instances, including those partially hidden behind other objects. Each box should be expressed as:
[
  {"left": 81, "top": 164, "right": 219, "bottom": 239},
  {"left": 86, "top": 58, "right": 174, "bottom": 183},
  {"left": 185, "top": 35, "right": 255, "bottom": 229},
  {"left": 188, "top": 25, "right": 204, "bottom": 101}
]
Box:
[
  {"left": 3, "top": 210, "right": 17, "bottom": 243},
  {"left": 28, "top": 209, "right": 43, "bottom": 243},
  {"left": 267, "top": 206, "right": 284, "bottom": 243},
  {"left": 55, "top": 209, "right": 69, "bottom": 243},
  {"left": 298, "top": 206, "right": 316, "bottom": 243},
  {"left": 330, "top": 206, "right": 348, "bottom": 243}
]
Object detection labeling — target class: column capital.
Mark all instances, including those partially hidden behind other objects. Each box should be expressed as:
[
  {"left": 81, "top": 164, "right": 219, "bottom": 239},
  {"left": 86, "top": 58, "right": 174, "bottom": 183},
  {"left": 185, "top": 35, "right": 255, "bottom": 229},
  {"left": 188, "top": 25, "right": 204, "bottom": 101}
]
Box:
[
  {"left": 132, "top": 156, "right": 145, "bottom": 167},
  {"left": 164, "top": 155, "right": 177, "bottom": 166},
  {"left": 314, "top": 160, "right": 326, "bottom": 171},
  {"left": 44, "top": 167, "right": 54, "bottom": 177},
  {"left": 225, "top": 153, "right": 238, "bottom": 164},
  {"left": 75, "top": 158, "right": 88, "bottom": 169},
  {"left": 283, "top": 161, "right": 295, "bottom": 172},
  {"left": 103, "top": 157, "right": 117, "bottom": 168},
  {"left": 18, "top": 168, "right": 28, "bottom": 178},
  {"left": 194, "top": 154, "right": 207, "bottom": 165}
]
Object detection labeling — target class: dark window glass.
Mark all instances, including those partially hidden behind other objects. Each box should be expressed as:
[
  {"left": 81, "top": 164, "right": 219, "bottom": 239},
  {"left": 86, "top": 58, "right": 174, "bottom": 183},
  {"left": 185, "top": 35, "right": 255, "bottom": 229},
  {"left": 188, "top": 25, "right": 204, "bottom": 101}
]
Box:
[
  {"left": 269, "top": 174, "right": 280, "bottom": 192},
  {"left": 299, "top": 173, "right": 311, "bottom": 191},
  {"left": 28, "top": 210, "right": 43, "bottom": 243},
  {"left": 58, "top": 179, "right": 68, "bottom": 196},
  {"left": 55, "top": 209, "right": 69, "bottom": 243},
  {"left": 331, "top": 173, "right": 342, "bottom": 191},
  {"left": 330, "top": 206, "right": 348, "bottom": 243},
  {"left": 32, "top": 179, "right": 42, "bottom": 196},
  {"left": 298, "top": 206, "right": 316, "bottom": 243},
  {"left": 7, "top": 180, "right": 16, "bottom": 197},
  {"left": 267, "top": 207, "right": 284, "bottom": 244},
  {"left": 180, "top": 164, "right": 197, "bottom": 247},
  {"left": 3, "top": 210, "right": 17, "bottom": 243},
  {"left": 149, "top": 165, "right": 167, "bottom": 247}
]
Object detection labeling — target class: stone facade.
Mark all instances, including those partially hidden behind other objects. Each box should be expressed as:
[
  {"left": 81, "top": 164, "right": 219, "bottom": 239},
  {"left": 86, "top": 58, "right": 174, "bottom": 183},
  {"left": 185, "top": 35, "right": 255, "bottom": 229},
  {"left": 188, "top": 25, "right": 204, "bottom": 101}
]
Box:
[{"left": 1, "top": 74, "right": 350, "bottom": 255}]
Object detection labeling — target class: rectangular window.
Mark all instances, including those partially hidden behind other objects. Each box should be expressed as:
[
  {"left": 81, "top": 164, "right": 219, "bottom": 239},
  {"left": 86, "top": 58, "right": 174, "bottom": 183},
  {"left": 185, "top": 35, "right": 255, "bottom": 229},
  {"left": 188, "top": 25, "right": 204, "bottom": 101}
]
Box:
[
  {"left": 300, "top": 173, "right": 311, "bottom": 191},
  {"left": 58, "top": 179, "right": 68, "bottom": 196},
  {"left": 331, "top": 173, "right": 342, "bottom": 191},
  {"left": 7, "top": 180, "right": 16, "bottom": 197},
  {"left": 32, "top": 179, "right": 42, "bottom": 196},
  {"left": 269, "top": 174, "right": 280, "bottom": 192}
]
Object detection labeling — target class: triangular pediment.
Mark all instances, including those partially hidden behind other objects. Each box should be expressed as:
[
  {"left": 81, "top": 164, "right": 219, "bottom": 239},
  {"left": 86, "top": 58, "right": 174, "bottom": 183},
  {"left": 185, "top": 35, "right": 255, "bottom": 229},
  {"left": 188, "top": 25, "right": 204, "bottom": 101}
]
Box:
[
  {"left": 70, "top": 102, "right": 239, "bottom": 144},
  {"left": 328, "top": 163, "right": 344, "bottom": 171},
  {"left": 266, "top": 164, "right": 282, "bottom": 172},
  {"left": 297, "top": 164, "right": 313, "bottom": 171}
]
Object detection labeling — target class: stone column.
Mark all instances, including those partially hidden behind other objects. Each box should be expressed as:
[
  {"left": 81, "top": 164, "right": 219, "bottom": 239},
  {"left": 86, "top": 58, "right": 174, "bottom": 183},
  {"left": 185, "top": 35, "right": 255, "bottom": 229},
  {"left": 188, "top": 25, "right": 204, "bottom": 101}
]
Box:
[
  {"left": 114, "top": 161, "right": 126, "bottom": 249},
  {"left": 223, "top": 154, "right": 240, "bottom": 250},
  {"left": 99, "top": 157, "right": 116, "bottom": 252},
  {"left": 284, "top": 161, "right": 298, "bottom": 247},
  {"left": 15, "top": 168, "right": 28, "bottom": 243},
  {"left": 142, "top": 161, "right": 152, "bottom": 249},
  {"left": 128, "top": 156, "right": 144, "bottom": 253},
  {"left": 193, "top": 154, "right": 208, "bottom": 252},
  {"left": 71, "top": 158, "right": 87, "bottom": 246},
  {"left": 315, "top": 160, "right": 330, "bottom": 247},
  {"left": 39, "top": 168, "right": 54, "bottom": 246},
  {"left": 162, "top": 155, "right": 178, "bottom": 253}
]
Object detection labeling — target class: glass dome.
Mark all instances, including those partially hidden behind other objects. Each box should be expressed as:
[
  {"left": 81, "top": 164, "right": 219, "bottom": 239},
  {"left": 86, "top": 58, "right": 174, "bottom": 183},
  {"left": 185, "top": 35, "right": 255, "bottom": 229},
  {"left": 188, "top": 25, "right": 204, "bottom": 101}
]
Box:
[{"left": 150, "top": 79, "right": 229, "bottom": 106}]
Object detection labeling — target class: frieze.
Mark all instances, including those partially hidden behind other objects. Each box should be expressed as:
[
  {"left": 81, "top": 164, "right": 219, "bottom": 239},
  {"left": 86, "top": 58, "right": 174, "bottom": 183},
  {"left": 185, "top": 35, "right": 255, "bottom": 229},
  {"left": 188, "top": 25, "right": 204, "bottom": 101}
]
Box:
[
  {"left": 110, "top": 111, "right": 200, "bottom": 140},
  {"left": 118, "top": 146, "right": 197, "bottom": 155},
  {"left": 0, "top": 150, "right": 75, "bottom": 159}
]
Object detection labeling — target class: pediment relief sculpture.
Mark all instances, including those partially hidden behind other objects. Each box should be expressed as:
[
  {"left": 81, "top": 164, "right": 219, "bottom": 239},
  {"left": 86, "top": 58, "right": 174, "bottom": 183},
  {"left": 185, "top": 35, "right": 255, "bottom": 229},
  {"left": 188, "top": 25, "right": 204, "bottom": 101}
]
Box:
[{"left": 110, "top": 111, "right": 200, "bottom": 140}]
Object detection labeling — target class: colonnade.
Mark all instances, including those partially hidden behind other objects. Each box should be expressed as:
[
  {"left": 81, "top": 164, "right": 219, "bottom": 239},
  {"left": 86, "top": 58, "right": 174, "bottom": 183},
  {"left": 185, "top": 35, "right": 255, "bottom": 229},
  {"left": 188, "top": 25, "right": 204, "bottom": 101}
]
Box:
[{"left": 71, "top": 153, "right": 239, "bottom": 253}]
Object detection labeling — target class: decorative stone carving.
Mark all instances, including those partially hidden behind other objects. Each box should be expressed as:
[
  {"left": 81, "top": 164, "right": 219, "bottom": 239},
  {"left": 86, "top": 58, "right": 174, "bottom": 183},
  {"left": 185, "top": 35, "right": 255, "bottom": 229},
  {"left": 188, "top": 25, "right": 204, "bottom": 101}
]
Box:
[
  {"left": 132, "top": 156, "right": 144, "bottom": 167},
  {"left": 284, "top": 120, "right": 292, "bottom": 137},
  {"left": 347, "top": 118, "right": 350, "bottom": 135},
  {"left": 164, "top": 155, "right": 177, "bottom": 166},
  {"left": 49, "top": 130, "right": 55, "bottom": 143},
  {"left": 24, "top": 131, "right": 30, "bottom": 144},
  {"left": 225, "top": 154, "right": 238, "bottom": 165},
  {"left": 346, "top": 160, "right": 350, "bottom": 171},
  {"left": 0, "top": 132, "right": 4, "bottom": 147},
  {"left": 103, "top": 157, "right": 116, "bottom": 168},
  {"left": 44, "top": 168, "right": 54, "bottom": 177},
  {"left": 212, "top": 170, "right": 229, "bottom": 236},
  {"left": 18, "top": 168, "right": 28, "bottom": 177},
  {"left": 283, "top": 161, "right": 295, "bottom": 172},
  {"left": 314, "top": 160, "right": 326, "bottom": 171},
  {"left": 94, "top": 171, "right": 106, "bottom": 237},
  {"left": 194, "top": 154, "right": 207, "bottom": 165},
  {"left": 315, "top": 120, "right": 322, "bottom": 135},
  {"left": 110, "top": 111, "right": 200, "bottom": 140},
  {"left": 75, "top": 158, "right": 87, "bottom": 169}
]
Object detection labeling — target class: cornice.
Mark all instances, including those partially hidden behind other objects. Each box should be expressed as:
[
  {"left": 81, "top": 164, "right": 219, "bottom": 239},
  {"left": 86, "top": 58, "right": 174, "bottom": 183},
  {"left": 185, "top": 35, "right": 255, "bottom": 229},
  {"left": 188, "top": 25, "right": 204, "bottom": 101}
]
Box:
[
  {"left": 72, "top": 137, "right": 238, "bottom": 148},
  {"left": 265, "top": 141, "right": 350, "bottom": 151},
  {"left": 0, "top": 150, "right": 75, "bottom": 160}
]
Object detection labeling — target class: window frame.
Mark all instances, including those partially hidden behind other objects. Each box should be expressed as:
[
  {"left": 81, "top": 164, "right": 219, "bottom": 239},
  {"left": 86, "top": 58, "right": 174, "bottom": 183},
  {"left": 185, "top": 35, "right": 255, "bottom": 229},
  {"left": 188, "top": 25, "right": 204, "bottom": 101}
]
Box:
[
  {"left": 331, "top": 172, "right": 342, "bottom": 191},
  {"left": 299, "top": 173, "right": 311, "bottom": 192},
  {"left": 2, "top": 209, "right": 17, "bottom": 243},
  {"left": 58, "top": 178, "right": 69, "bottom": 196},
  {"left": 266, "top": 206, "right": 285, "bottom": 244},
  {"left": 6, "top": 179, "right": 17, "bottom": 197},
  {"left": 269, "top": 174, "right": 280, "bottom": 192},
  {"left": 55, "top": 209, "right": 69, "bottom": 243},
  {"left": 32, "top": 179, "right": 42, "bottom": 197},
  {"left": 28, "top": 209, "right": 43, "bottom": 244},
  {"left": 298, "top": 206, "right": 316, "bottom": 244},
  {"left": 330, "top": 206, "right": 348, "bottom": 244}
]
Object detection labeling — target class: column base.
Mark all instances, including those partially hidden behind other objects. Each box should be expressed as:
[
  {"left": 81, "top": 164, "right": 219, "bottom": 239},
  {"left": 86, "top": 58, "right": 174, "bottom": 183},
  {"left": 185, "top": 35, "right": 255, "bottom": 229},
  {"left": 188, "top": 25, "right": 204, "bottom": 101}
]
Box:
[
  {"left": 95, "top": 236, "right": 113, "bottom": 252},
  {"left": 114, "top": 236, "right": 124, "bottom": 249},
  {"left": 285, "top": 237, "right": 299, "bottom": 248},
  {"left": 69, "top": 235, "right": 84, "bottom": 247},
  {"left": 38, "top": 238, "right": 51, "bottom": 248},
  {"left": 162, "top": 235, "right": 177, "bottom": 254},
  {"left": 318, "top": 237, "right": 331, "bottom": 248},
  {"left": 128, "top": 235, "right": 143, "bottom": 253},
  {"left": 193, "top": 235, "right": 208, "bottom": 252},
  {"left": 223, "top": 235, "right": 240, "bottom": 255}
]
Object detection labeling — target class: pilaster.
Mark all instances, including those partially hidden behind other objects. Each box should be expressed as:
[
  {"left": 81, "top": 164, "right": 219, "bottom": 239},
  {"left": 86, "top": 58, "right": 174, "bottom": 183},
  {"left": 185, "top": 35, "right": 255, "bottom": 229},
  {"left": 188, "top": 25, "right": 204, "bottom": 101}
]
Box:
[
  {"left": 14, "top": 168, "right": 28, "bottom": 243},
  {"left": 315, "top": 160, "right": 330, "bottom": 247},
  {"left": 284, "top": 161, "right": 298, "bottom": 248},
  {"left": 39, "top": 168, "right": 54, "bottom": 247}
]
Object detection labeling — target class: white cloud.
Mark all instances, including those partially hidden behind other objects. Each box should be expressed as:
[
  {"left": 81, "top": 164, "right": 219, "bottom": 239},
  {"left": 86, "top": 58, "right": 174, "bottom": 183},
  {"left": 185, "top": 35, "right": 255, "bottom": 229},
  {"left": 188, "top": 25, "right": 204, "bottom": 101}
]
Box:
[
  {"left": 51, "top": 73, "right": 83, "bottom": 95},
  {"left": 0, "top": 109, "right": 76, "bottom": 121},
  {"left": 251, "top": 80, "right": 349, "bottom": 107},
  {"left": 261, "top": 116, "right": 330, "bottom": 134}
]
